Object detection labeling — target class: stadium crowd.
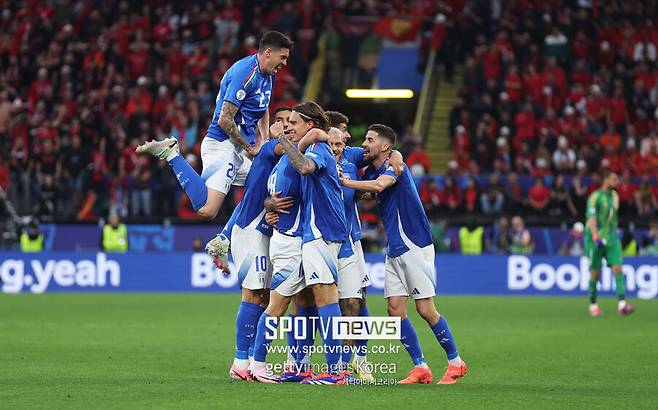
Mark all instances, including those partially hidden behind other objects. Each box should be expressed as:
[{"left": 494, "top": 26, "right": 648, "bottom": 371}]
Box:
[
  {"left": 447, "top": 0, "right": 658, "bottom": 217},
  {"left": 0, "top": 0, "right": 450, "bottom": 222},
  {"left": 2, "top": 0, "right": 658, "bottom": 227},
  {"left": 0, "top": 0, "right": 332, "bottom": 220}
]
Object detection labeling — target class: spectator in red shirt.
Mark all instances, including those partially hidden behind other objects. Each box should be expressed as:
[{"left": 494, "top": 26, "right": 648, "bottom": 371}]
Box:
[
  {"left": 559, "top": 105, "right": 588, "bottom": 145},
  {"left": 453, "top": 125, "right": 470, "bottom": 154},
  {"left": 406, "top": 141, "right": 431, "bottom": 177},
  {"left": 188, "top": 45, "right": 209, "bottom": 80},
  {"left": 617, "top": 171, "right": 638, "bottom": 214},
  {"left": 601, "top": 143, "right": 624, "bottom": 174},
  {"left": 482, "top": 44, "right": 502, "bottom": 81},
  {"left": 441, "top": 177, "right": 462, "bottom": 214},
  {"left": 505, "top": 64, "right": 523, "bottom": 103},
  {"left": 420, "top": 178, "right": 442, "bottom": 215},
  {"left": 513, "top": 103, "right": 537, "bottom": 150},
  {"left": 528, "top": 176, "right": 550, "bottom": 213},
  {"left": 0, "top": 154, "right": 9, "bottom": 191},
  {"left": 463, "top": 177, "right": 478, "bottom": 213},
  {"left": 607, "top": 84, "right": 628, "bottom": 129},
  {"left": 585, "top": 84, "right": 607, "bottom": 136},
  {"left": 523, "top": 64, "right": 544, "bottom": 103}
]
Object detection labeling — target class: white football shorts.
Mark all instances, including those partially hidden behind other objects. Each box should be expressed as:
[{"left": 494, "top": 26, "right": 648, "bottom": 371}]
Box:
[
  {"left": 385, "top": 244, "right": 436, "bottom": 299},
  {"left": 200, "top": 137, "right": 252, "bottom": 194},
  {"left": 231, "top": 224, "right": 272, "bottom": 290}
]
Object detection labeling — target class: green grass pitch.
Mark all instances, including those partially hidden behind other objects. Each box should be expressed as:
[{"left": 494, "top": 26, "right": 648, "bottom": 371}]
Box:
[{"left": 1, "top": 294, "right": 657, "bottom": 409}]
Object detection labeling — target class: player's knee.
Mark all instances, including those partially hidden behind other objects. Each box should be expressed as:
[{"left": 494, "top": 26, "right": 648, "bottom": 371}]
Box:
[
  {"left": 197, "top": 205, "right": 218, "bottom": 220},
  {"left": 241, "top": 289, "right": 259, "bottom": 304},
  {"left": 590, "top": 270, "right": 601, "bottom": 279},
  {"left": 260, "top": 290, "right": 270, "bottom": 307},
  {"left": 387, "top": 304, "right": 405, "bottom": 317},
  {"left": 339, "top": 298, "right": 360, "bottom": 316},
  {"left": 417, "top": 304, "right": 439, "bottom": 324},
  {"left": 312, "top": 284, "right": 337, "bottom": 307}
]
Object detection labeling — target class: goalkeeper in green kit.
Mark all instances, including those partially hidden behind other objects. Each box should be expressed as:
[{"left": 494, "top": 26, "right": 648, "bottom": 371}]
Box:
[{"left": 584, "top": 171, "right": 635, "bottom": 317}]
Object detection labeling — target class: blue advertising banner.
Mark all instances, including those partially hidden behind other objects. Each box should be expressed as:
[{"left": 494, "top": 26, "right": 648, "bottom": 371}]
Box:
[
  {"left": 1, "top": 253, "right": 656, "bottom": 299},
  {"left": 34, "top": 224, "right": 651, "bottom": 256}
]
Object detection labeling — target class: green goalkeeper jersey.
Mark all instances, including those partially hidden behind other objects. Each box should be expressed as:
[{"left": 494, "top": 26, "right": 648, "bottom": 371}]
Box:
[{"left": 585, "top": 188, "right": 619, "bottom": 241}]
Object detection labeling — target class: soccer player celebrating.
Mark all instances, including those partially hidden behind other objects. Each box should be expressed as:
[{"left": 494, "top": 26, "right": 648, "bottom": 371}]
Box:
[
  {"left": 278, "top": 102, "right": 347, "bottom": 385},
  {"left": 340, "top": 124, "right": 468, "bottom": 385},
  {"left": 228, "top": 106, "right": 293, "bottom": 381},
  {"left": 585, "top": 171, "right": 635, "bottom": 317},
  {"left": 136, "top": 31, "right": 293, "bottom": 266},
  {"left": 249, "top": 102, "right": 347, "bottom": 384},
  {"left": 325, "top": 111, "right": 375, "bottom": 381}
]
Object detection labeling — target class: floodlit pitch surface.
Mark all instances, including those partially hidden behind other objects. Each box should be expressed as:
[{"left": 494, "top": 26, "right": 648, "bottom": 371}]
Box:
[{"left": 1, "top": 294, "right": 657, "bottom": 408}]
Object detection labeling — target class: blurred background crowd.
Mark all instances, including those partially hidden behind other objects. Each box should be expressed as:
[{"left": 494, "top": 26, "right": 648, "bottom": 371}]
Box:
[{"left": 1, "top": 0, "right": 657, "bottom": 255}]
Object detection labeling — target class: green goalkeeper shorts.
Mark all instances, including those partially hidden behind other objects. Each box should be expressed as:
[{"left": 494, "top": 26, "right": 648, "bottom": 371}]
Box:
[{"left": 585, "top": 237, "right": 623, "bottom": 271}]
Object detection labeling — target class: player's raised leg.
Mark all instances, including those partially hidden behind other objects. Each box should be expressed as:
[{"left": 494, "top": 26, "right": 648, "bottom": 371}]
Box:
[
  {"left": 207, "top": 106, "right": 294, "bottom": 270},
  {"left": 137, "top": 32, "right": 293, "bottom": 220},
  {"left": 208, "top": 202, "right": 241, "bottom": 272}
]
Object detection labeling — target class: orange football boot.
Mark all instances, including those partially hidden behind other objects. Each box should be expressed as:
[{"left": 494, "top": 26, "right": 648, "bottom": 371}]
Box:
[
  {"left": 398, "top": 367, "right": 433, "bottom": 384},
  {"left": 437, "top": 360, "right": 468, "bottom": 385}
]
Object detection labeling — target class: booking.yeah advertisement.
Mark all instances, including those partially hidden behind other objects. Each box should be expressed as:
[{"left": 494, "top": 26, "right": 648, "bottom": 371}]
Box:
[{"left": 0, "top": 252, "right": 656, "bottom": 299}]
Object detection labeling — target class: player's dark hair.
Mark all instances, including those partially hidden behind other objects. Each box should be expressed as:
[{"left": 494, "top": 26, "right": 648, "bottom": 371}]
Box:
[
  {"left": 293, "top": 101, "right": 330, "bottom": 132},
  {"left": 259, "top": 31, "right": 294, "bottom": 52},
  {"left": 274, "top": 106, "right": 292, "bottom": 115},
  {"left": 368, "top": 124, "right": 397, "bottom": 148},
  {"left": 326, "top": 111, "right": 349, "bottom": 128}
]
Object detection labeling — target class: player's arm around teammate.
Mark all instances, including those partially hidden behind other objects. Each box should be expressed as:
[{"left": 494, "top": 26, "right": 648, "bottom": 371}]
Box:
[{"left": 341, "top": 125, "right": 468, "bottom": 385}]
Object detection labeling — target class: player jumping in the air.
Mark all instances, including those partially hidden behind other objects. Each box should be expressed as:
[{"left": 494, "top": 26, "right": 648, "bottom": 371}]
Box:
[
  {"left": 340, "top": 124, "right": 468, "bottom": 385},
  {"left": 136, "top": 31, "right": 292, "bottom": 268},
  {"left": 585, "top": 171, "right": 635, "bottom": 317}
]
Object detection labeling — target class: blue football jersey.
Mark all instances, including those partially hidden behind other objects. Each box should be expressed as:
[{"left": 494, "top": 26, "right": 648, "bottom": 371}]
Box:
[
  {"left": 268, "top": 155, "right": 303, "bottom": 237},
  {"left": 207, "top": 54, "right": 273, "bottom": 145},
  {"left": 301, "top": 142, "right": 347, "bottom": 243},
  {"left": 337, "top": 156, "right": 361, "bottom": 258},
  {"left": 362, "top": 163, "right": 433, "bottom": 257},
  {"left": 342, "top": 146, "right": 368, "bottom": 169},
  {"left": 234, "top": 140, "right": 280, "bottom": 236}
]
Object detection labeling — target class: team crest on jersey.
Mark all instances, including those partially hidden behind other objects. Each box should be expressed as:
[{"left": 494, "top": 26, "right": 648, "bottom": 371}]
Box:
[{"left": 236, "top": 89, "right": 246, "bottom": 101}]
